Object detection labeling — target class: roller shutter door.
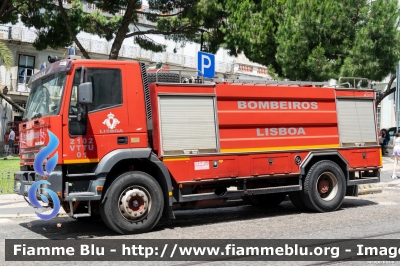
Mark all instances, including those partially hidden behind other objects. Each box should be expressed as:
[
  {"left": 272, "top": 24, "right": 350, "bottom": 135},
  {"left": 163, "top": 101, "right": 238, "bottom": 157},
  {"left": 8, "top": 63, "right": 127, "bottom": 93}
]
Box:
[
  {"left": 159, "top": 96, "right": 218, "bottom": 155},
  {"left": 337, "top": 99, "right": 377, "bottom": 146}
]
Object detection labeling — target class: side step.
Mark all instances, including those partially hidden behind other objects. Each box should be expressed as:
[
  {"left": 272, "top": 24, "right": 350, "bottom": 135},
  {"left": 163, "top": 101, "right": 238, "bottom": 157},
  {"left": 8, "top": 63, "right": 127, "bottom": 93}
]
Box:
[
  {"left": 178, "top": 185, "right": 301, "bottom": 203},
  {"left": 64, "top": 182, "right": 101, "bottom": 201},
  {"left": 69, "top": 200, "right": 91, "bottom": 218}
]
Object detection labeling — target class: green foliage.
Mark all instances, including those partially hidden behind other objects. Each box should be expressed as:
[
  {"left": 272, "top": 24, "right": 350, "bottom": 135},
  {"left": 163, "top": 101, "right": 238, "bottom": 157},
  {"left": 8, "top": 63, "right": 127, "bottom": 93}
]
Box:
[
  {"left": 0, "top": 0, "right": 25, "bottom": 24},
  {"left": 223, "top": 0, "right": 400, "bottom": 81},
  {"left": 223, "top": 0, "right": 285, "bottom": 75},
  {"left": 340, "top": 0, "right": 400, "bottom": 81},
  {"left": 13, "top": 0, "right": 223, "bottom": 58},
  {"left": 0, "top": 156, "right": 19, "bottom": 171},
  {"left": 0, "top": 157, "right": 20, "bottom": 194},
  {"left": 134, "top": 35, "right": 166, "bottom": 53},
  {"left": 0, "top": 41, "right": 13, "bottom": 70}
]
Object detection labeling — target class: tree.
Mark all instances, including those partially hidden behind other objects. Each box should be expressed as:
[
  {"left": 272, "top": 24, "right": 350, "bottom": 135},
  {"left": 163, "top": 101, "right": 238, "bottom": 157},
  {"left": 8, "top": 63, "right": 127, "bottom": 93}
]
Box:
[
  {"left": 222, "top": 0, "right": 285, "bottom": 75},
  {"left": 223, "top": 0, "right": 400, "bottom": 84},
  {"left": 19, "top": 0, "right": 225, "bottom": 60},
  {"left": 0, "top": 0, "right": 23, "bottom": 23},
  {"left": 0, "top": 41, "right": 13, "bottom": 70},
  {"left": 0, "top": 0, "right": 48, "bottom": 24}
]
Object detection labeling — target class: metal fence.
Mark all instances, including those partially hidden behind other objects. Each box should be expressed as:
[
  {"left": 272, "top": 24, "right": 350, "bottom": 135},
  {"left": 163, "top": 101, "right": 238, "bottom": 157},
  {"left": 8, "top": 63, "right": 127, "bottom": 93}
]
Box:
[
  {"left": 1, "top": 147, "right": 20, "bottom": 157},
  {"left": 0, "top": 168, "right": 19, "bottom": 194}
]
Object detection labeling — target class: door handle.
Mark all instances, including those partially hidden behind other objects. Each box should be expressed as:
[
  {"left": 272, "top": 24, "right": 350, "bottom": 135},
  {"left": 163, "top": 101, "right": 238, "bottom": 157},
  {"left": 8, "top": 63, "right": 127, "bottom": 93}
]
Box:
[{"left": 117, "top": 136, "right": 128, "bottom": 144}]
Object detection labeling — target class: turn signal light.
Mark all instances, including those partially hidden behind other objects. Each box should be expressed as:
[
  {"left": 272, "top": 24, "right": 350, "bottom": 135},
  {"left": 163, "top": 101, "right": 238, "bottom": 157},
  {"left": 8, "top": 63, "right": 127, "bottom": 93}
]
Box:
[
  {"left": 42, "top": 176, "right": 47, "bottom": 180},
  {"left": 96, "top": 186, "right": 103, "bottom": 192},
  {"left": 57, "top": 191, "right": 61, "bottom": 197}
]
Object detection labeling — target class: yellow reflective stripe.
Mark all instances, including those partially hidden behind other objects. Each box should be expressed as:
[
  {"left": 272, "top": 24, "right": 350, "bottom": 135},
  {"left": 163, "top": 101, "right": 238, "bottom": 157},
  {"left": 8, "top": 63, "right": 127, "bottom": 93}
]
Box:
[
  {"left": 163, "top": 157, "right": 190, "bottom": 162},
  {"left": 64, "top": 158, "right": 100, "bottom": 164},
  {"left": 221, "top": 144, "right": 340, "bottom": 153}
]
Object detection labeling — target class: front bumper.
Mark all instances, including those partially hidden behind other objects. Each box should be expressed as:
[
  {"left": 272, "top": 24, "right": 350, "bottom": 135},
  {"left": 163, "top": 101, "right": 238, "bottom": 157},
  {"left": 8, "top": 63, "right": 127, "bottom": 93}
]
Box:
[
  {"left": 14, "top": 171, "right": 43, "bottom": 196},
  {"left": 14, "top": 168, "right": 63, "bottom": 197}
]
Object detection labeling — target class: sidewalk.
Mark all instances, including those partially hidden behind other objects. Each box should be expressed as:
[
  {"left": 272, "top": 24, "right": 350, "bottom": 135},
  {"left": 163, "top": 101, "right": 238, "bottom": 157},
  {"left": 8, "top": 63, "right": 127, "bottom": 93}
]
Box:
[{"left": 0, "top": 194, "right": 67, "bottom": 218}]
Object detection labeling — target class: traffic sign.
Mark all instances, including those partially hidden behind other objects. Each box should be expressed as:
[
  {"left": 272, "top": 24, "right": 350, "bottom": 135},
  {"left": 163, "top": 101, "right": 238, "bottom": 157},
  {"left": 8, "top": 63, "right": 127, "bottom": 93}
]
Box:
[{"left": 197, "top": 51, "right": 215, "bottom": 78}]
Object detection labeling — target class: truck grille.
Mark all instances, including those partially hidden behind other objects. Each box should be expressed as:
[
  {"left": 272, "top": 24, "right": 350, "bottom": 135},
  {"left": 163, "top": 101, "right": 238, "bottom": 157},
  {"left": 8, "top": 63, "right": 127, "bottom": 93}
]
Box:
[{"left": 20, "top": 146, "right": 44, "bottom": 164}]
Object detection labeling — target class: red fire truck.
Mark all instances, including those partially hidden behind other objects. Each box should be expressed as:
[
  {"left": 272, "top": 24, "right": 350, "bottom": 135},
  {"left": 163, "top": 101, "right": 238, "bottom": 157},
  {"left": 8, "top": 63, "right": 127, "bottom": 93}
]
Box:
[{"left": 14, "top": 59, "right": 381, "bottom": 234}]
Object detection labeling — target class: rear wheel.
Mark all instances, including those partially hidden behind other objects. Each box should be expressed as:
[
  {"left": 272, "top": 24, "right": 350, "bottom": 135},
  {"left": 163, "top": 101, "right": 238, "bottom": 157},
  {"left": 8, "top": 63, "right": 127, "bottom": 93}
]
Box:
[
  {"left": 247, "top": 193, "right": 287, "bottom": 207},
  {"left": 100, "top": 171, "right": 164, "bottom": 234},
  {"left": 289, "top": 191, "right": 310, "bottom": 211},
  {"left": 299, "top": 160, "right": 346, "bottom": 212}
]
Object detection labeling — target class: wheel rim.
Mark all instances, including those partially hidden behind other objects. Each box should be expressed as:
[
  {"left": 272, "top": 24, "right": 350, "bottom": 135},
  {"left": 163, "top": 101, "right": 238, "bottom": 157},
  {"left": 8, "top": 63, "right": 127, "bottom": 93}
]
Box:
[
  {"left": 316, "top": 172, "right": 338, "bottom": 201},
  {"left": 118, "top": 186, "right": 151, "bottom": 221}
]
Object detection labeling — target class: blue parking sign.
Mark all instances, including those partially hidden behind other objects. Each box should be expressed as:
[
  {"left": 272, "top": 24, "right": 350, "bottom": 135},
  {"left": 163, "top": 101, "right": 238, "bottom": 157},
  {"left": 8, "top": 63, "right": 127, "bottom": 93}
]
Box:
[{"left": 197, "top": 51, "right": 215, "bottom": 78}]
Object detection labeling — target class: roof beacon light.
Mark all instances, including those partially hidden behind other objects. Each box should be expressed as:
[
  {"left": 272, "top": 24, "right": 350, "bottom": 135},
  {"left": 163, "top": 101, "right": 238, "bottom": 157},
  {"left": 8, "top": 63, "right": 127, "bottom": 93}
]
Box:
[
  {"left": 68, "top": 45, "right": 81, "bottom": 60},
  {"left": 68, "top": 45, "right": 78, "bottom": 56}
]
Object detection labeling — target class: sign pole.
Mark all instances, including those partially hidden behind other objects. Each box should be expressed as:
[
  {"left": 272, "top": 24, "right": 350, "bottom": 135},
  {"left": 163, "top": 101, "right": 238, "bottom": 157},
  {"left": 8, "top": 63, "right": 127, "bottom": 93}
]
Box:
[{"left": 396, "top": 62, "right": 400, "bottom": 129}]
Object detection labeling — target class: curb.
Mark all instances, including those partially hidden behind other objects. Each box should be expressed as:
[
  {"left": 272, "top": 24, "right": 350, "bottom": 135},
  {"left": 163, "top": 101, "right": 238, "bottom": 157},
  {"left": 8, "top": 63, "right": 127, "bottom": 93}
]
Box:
[
  {"left": 0, "top": 212, "right": 68, "bottom": 219},
  {"left": 358, "top": 179, "right": 400, "bottom": 195},
  {"left": 358, "top": 184, "right": 383, "bottom": 195}
]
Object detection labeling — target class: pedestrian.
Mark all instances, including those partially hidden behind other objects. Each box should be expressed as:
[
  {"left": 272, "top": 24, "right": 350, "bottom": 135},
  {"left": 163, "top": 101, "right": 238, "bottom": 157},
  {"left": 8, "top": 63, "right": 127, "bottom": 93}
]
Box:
[
  {"left": 8, "top": 128, "right": 15, "bottom": 156},
  {"left": 379, "top": 129, "right": 390, "bottom": 156},
  {"left": 384, "top": 129, "right": 391, "bottom": 154},
  {"left": 380, "top": 129, "right": 390, "bottom": 155},
  {"left": 392, "top": 131, "right": 400, "bottom": 179}
]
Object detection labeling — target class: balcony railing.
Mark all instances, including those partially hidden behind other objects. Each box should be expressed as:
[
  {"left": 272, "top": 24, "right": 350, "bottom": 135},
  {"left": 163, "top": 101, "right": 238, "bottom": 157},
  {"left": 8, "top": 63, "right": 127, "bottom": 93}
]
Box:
[
  {"left": 1, "top": 25, "right": 235, "bottom": 74},
  {"left": 1, "top": 23, "right": 270, "bottom": 77}
]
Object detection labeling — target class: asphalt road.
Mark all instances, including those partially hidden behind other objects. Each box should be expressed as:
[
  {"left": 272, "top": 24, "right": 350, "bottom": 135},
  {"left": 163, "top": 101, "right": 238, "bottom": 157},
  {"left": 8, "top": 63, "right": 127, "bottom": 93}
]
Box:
[
  {"left": 1, "top": 187, "right": 400, "bottom": 265},
  {"left": 1, "top": 155, "right": 400, "bottom": 265}
]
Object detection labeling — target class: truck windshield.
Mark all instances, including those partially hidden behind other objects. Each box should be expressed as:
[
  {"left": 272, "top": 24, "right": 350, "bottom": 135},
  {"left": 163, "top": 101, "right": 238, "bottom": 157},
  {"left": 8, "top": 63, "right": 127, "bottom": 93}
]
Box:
[{"left": 23, "top": 72, "right": 67, "bottom": 121}]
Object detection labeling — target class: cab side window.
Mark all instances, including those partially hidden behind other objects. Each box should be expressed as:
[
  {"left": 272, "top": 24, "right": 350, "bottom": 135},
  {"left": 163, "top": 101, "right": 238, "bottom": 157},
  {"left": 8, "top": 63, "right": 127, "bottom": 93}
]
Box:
[
  {"left": 69, "top": 68, "right": 85, "bottom": 136},
  {"left": 87, "top": 69, "right": 122, "bottom": 112}
]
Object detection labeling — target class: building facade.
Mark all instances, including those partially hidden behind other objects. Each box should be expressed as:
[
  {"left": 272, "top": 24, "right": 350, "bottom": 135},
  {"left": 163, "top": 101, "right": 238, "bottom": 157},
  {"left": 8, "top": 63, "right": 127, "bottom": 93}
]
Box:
[{"left": 0, "top": 2, "right": 271, "bottom": 147}]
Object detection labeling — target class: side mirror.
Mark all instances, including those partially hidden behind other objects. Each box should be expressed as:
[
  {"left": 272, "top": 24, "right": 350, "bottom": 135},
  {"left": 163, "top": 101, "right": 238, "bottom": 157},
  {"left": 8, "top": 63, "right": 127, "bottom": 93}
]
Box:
[{"left": 78, "top": 82, "right": 93, "bottom": 105}]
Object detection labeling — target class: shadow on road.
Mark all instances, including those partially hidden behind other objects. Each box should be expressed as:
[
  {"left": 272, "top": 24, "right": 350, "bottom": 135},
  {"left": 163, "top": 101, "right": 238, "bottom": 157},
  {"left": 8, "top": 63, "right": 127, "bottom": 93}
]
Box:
[{"left": 17, "top": 197, "right": 378, "bottom": 239}]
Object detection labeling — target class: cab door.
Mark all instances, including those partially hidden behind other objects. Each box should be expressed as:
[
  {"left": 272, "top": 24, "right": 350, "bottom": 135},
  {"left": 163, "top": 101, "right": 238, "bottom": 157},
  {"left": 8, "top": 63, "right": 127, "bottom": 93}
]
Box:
[{"left": 62, "top": 65, "right": 130, "bottom": 165}]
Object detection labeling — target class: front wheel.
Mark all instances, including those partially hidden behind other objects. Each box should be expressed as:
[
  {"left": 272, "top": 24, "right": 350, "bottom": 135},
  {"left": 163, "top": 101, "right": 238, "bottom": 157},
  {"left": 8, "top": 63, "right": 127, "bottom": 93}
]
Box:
[
  {"left": 299, "top": 160, "right": 346, "bottom": 212},
  {"left": 100, "top": 171, "right": 164, "bottom": 234}
]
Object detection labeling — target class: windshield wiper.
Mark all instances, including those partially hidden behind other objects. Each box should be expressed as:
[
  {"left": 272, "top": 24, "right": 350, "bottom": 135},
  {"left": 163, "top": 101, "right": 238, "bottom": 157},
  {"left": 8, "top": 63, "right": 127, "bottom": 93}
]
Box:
[{"left": 31, "top": 113, "right": 43, "bottom": 120}]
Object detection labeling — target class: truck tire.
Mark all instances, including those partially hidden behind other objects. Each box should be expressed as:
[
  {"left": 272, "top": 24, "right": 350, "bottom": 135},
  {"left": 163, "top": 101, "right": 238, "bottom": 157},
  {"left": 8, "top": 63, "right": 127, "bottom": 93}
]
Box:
[
  {"left": 289, "top": 191, "right": 310, "bottom": 211},
  {"left": 247, "top": 193, "right": 287, "bottom": 207},
  {"left": 100, "top": 171, "right": 164, "bottom": 234},
  {"left": 298, "top": 160, "right": 346, "bottom": 212},
  {"left": 147, "top": 73, "right": 180, "bottom": 83}
]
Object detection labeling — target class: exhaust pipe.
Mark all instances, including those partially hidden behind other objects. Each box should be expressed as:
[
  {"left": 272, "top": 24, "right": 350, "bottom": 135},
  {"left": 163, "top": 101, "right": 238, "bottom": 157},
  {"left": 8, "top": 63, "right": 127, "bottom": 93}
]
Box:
[{"left": 214, "top": 187, "right": 227, "bottom": 197}]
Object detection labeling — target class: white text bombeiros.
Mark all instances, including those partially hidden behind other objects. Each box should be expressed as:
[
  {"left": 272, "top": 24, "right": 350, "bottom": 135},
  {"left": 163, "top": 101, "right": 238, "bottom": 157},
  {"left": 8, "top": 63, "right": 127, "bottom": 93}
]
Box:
[{"left": 237, "top": 101, "right": 318, "bottom": 110}]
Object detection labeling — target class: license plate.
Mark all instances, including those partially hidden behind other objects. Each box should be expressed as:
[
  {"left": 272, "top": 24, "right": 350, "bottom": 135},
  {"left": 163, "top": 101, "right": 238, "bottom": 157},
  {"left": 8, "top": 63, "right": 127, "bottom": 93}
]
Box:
[{"left": 24, "top": 185, "right": 31, "bottom": 192}]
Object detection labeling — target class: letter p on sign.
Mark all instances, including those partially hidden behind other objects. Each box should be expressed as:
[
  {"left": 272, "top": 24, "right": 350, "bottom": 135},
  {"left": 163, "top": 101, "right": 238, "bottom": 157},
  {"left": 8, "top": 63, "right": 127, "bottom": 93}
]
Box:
[{"left": 197, "top": 51, "right": 215, "bottom": 78}]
